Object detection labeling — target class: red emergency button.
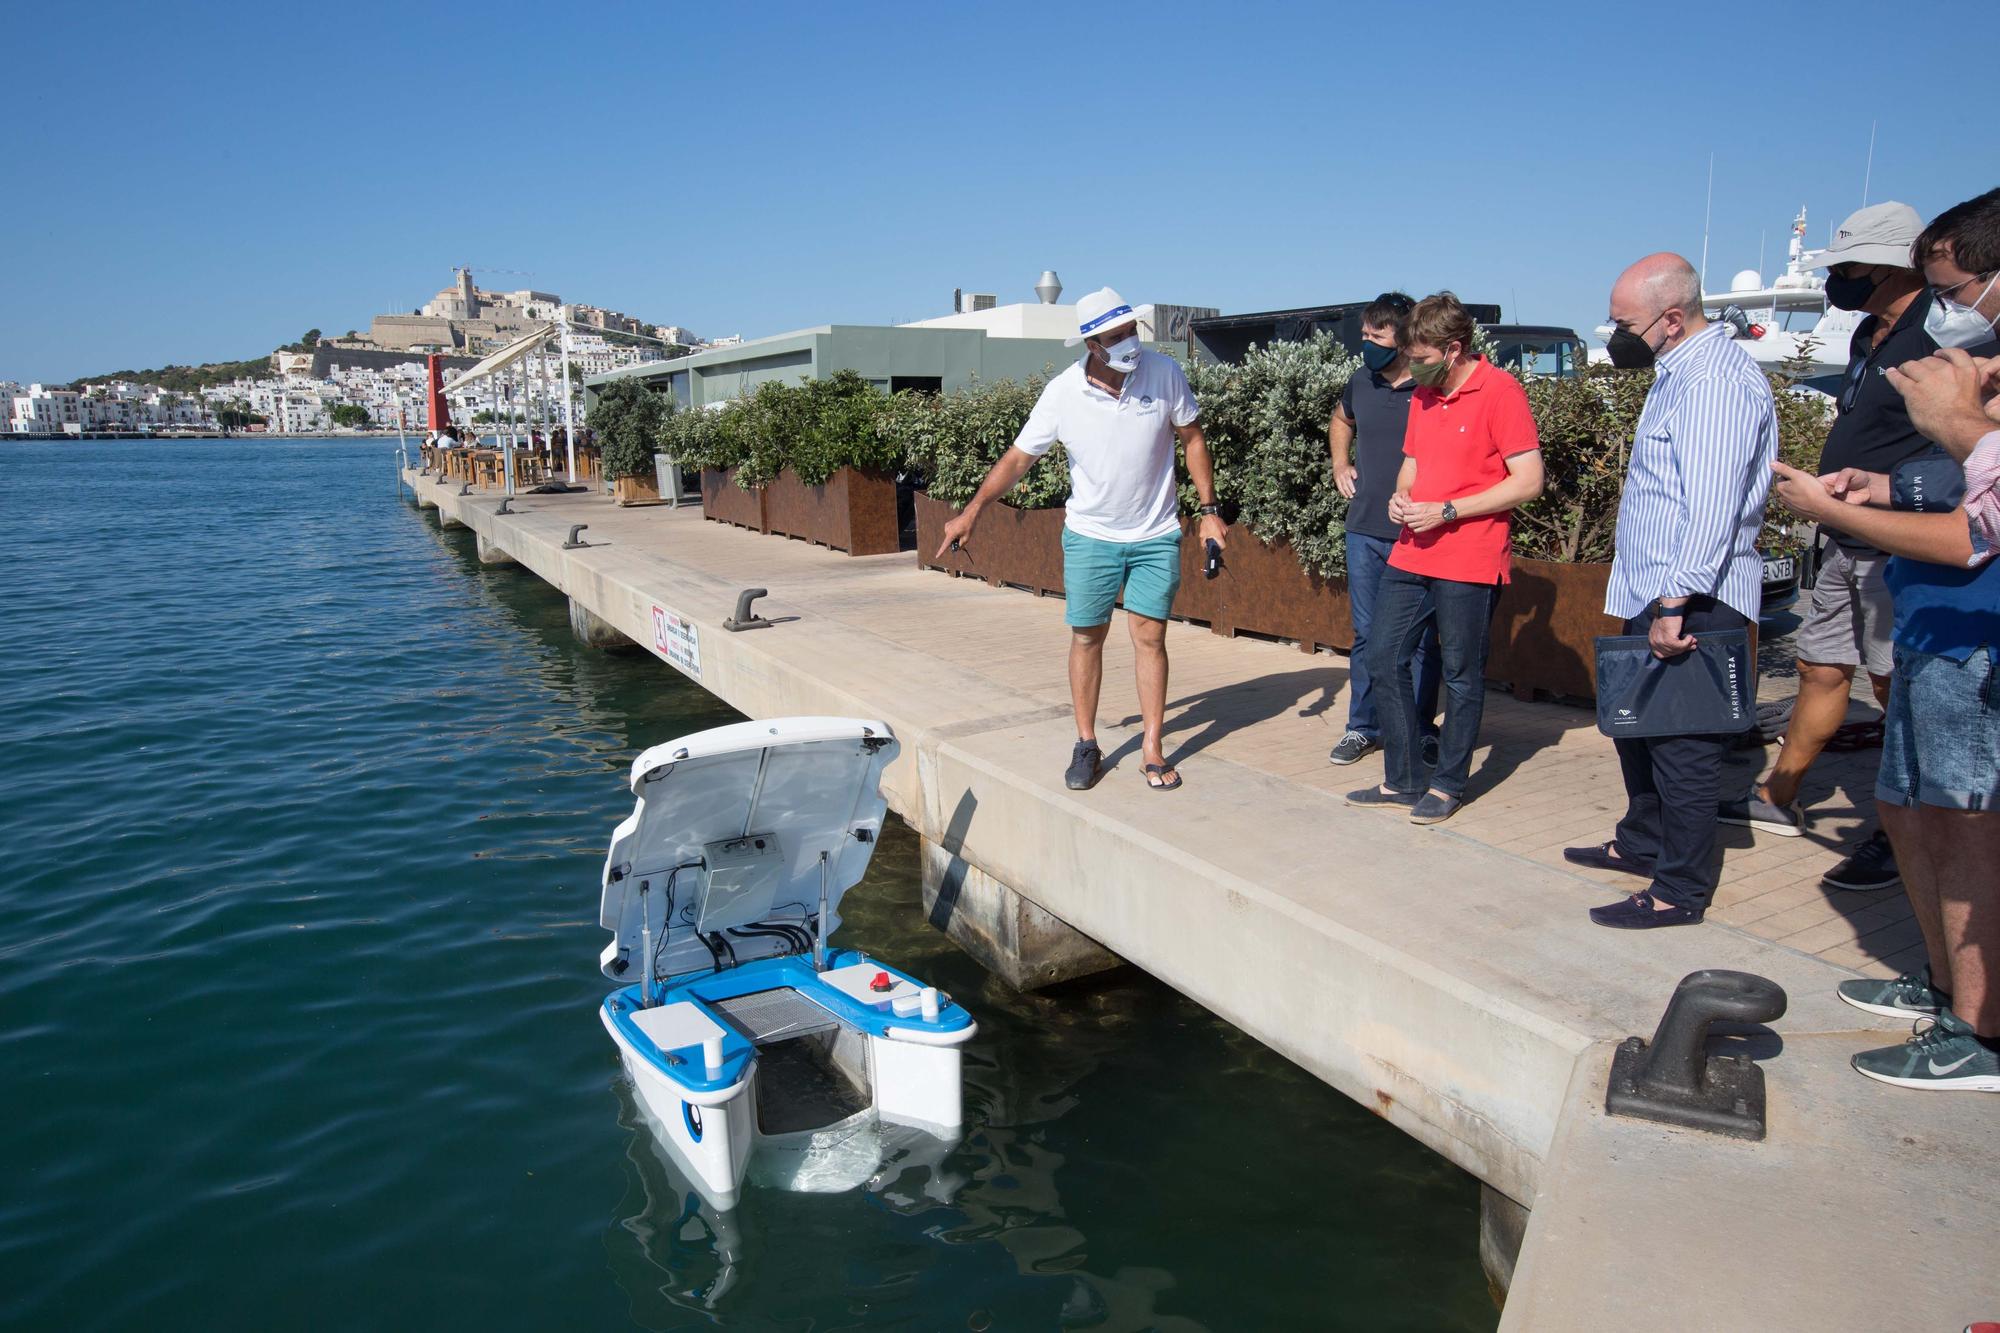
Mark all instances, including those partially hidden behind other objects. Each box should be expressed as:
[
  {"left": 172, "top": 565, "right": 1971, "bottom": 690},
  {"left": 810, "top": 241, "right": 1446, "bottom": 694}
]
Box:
[{"left": 869, "top": 971, "right": 894, "bottom": 992}]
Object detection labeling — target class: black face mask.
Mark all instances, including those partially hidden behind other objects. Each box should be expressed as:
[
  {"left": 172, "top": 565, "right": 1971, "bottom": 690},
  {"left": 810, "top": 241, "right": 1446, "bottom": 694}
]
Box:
[
  {"left": 1361, "top": 342, "right": 1398, "bottom": 373},
  {"left": 1823, "top": 270, "right": 1878, "bottom": 312},
  {"left": 1605, "top": 311, "right": 1666, "bottom": 370}
]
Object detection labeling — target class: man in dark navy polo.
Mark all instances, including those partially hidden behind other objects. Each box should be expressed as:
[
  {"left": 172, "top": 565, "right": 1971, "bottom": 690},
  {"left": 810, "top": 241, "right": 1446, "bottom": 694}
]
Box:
[
  {"left": 1327, "top": 293, "right": 1440, "bottom": 768},
  {"left": 1721, "top": 202, "right": 1939, "bottom": 893}
]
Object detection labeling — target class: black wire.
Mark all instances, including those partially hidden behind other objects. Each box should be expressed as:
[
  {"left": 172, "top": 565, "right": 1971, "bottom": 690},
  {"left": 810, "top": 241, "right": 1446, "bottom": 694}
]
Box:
[{"left": 648, "top": 861, "right": 706, "bottom": 986}]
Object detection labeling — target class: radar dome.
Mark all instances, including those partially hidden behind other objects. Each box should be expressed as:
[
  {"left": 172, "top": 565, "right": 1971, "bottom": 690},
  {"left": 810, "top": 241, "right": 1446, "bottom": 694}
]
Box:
[{"left": 1730, "top": 269, "right": 1764, "bottom": 293}]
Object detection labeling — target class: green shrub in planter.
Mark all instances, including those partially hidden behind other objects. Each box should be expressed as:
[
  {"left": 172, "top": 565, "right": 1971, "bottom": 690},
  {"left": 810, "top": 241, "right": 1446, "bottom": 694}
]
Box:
[
  {"left": 592, "top": 379, "right": 673, "bottom": 480},
  {"left": 886, "top": 375, "right": 1069, "bottom": 509},
  {"left": 1185, "top": 334, "right": 1360, "bottom": 577}
]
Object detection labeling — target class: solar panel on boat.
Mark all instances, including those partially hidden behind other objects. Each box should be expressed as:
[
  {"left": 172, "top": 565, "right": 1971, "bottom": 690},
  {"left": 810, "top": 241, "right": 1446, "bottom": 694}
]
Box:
[{"left": 710, "top": 987, "right": 840, "bottom": 1043}]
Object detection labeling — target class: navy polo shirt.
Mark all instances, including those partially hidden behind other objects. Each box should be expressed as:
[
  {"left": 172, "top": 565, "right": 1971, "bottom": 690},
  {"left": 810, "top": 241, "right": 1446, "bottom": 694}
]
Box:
[
  {"left": 1819, "top": 292, "right": 1949, "bottom": 553},
  {"left": 1338, "top": 368, "right": 1416, "bottom": 540}
]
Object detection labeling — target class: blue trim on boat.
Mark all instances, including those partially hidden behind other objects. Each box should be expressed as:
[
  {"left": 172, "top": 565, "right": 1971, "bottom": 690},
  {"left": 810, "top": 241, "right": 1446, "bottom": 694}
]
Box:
[{"left": 603, "top": 950, "right": 973, "bottom": 1094}]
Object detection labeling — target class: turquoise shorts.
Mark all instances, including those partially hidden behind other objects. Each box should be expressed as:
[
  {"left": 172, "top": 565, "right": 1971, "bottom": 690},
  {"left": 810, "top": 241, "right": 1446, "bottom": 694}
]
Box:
[{"left": 1061, "top": 527, "right": 1182, "bottom": 627}]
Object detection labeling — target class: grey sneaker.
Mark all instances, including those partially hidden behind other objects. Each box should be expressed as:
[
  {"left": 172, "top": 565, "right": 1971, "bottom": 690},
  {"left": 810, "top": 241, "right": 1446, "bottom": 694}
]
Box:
[
  {"left": 1838, "top": 967, "right": 1948, "bottom": 1020},
  {"left": 1822, "top": 829, "right": 1900, "bottom": 891},
  {"left": 1064, "top": 740, "right": 1101, "bottom": 791},
  {"left": 1851, "top": 1009, "right": 2000, "bottom": 1092},
  {"left": 1717, "top": 792, "right": 1805, "bottom": 837},
  {"left": 1328, "top": 731, "right": 1378, "bottom": 766}
]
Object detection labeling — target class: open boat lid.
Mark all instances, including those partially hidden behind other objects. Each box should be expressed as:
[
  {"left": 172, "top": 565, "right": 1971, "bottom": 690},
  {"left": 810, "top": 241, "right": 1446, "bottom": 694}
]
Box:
[{"left": 599, "top": 717, "right": 898, "bottom": 984}]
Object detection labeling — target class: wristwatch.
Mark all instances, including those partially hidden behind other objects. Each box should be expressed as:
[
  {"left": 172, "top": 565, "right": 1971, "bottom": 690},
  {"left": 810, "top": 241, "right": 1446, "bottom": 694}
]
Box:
[
  {"left": 1198, "top": 503, "right": 1221, "bottom": 517},
  {"left": 1440, "top": 501, "right": 1458, "bottom": 523}
]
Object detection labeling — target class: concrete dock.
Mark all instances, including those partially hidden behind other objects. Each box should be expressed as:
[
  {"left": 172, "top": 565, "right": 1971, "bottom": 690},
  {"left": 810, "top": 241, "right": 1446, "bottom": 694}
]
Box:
[{"left": 405, "top": 470, "right": 1996, "bottom": 1329}]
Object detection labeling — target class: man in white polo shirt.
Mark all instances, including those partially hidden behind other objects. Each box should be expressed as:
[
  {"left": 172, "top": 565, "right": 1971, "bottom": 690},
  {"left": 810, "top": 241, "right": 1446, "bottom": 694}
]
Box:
[{"left": 936, "top": 287, "right": 1226, "bottom": 792}]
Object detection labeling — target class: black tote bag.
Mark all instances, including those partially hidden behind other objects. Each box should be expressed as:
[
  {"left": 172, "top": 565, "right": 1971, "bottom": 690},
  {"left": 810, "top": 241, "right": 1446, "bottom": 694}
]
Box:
[{"left": 1594, "top": 629, "right": 1757, "bottom": 739}]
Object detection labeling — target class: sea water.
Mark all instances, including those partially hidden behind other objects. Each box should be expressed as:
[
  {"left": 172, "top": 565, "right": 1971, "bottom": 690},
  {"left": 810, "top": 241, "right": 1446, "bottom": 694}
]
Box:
[{"left": 0, "top": 438, "right": 1495, "bottom": 1331}]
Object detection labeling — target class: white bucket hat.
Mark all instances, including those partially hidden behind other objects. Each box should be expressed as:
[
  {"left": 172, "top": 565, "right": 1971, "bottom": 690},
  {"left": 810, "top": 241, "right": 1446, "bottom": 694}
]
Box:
[
  {"left": 1064, "top": 287, "right": 1151, "bottom": 346},
  {"left": 1806, "top": 201, "right": 1923, "bottom": 271}
]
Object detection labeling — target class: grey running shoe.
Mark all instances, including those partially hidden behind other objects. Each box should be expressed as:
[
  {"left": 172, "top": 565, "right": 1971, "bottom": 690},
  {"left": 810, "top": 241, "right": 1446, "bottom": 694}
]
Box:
[
  {"left": 1838, "top": 967, "right": 1947, "bottom": 1020},
  {"left": 1409, "top": 792, "right": 1462, "bottom": 825},
  {"left": 1064, "top": 740, "right": 1101, "bottom": 791},
  {"left": 1717, "top": 792, "right": 1805, "bottom": 837},
  {"left": 1822, "top": 829, "right": 1900, "bottom": 891},
  {"left": 1327, "top": 731, "right": 1378, "bottom": 766},
  {"left": 1851, "top": 1009, "right": 2000, "bottom": 1092}
]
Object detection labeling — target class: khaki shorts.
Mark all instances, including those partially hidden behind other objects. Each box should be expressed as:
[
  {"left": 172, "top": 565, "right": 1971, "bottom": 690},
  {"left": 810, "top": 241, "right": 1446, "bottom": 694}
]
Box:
[{"left": 1795, "top": 542, "right": 1896, "bottom": 677}]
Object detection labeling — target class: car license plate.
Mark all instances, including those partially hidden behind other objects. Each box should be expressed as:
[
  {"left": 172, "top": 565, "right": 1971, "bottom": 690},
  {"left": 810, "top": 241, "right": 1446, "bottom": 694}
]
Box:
[{"left": 1763, "top": 556, "right": 1795, "bottom": 582}]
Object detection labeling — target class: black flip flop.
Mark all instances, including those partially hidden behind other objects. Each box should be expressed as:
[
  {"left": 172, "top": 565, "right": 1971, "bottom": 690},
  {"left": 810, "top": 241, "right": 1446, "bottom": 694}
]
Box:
[{"left": 1143, "top": 763, "right": 1182, "bottom": 791}]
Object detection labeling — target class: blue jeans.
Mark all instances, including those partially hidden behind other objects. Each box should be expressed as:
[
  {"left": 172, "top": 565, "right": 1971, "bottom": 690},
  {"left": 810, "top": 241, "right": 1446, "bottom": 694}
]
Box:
[
  {"left": 1366, "top": 566, "right": 1499, "bottom": 798},
  {"left": 1345, "top": 530, "right": 1440, "bottom": 742}
]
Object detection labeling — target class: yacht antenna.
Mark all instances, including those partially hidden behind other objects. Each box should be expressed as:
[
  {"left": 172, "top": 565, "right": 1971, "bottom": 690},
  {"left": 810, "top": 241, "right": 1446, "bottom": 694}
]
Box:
[
  {"left": 1698, "top": 153, "right": 1715, "bottom": 294},
  {"left": 1861, "top": 120, "right": 1877, "bottom": 207}
]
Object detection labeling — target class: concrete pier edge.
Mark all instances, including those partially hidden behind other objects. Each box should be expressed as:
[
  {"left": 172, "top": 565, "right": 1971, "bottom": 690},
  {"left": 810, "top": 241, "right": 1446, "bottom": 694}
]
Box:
[{"left": 406, "top": 475, "right": 1998, "bottom": 1328}]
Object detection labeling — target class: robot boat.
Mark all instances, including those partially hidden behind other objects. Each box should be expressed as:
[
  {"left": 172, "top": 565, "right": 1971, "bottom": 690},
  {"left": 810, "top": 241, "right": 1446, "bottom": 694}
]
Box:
[{"left": 596, "top": 717, "right": 975, "bottom": 1211}]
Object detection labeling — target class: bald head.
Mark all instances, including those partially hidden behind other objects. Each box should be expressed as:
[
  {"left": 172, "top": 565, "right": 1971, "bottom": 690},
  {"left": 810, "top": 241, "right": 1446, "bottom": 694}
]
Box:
[
  {"left": 1608, "top": 252, "right": 1706, "bottom": 359},
  {"left": 1615, "top": 253, "right": 1702, "bottom": 314}
]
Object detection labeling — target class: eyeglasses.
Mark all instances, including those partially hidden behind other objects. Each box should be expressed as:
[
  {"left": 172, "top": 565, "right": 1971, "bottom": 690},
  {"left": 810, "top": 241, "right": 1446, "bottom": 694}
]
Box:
[{"left": 1929, "top": 270, "right": 1997, "bottom": 305}]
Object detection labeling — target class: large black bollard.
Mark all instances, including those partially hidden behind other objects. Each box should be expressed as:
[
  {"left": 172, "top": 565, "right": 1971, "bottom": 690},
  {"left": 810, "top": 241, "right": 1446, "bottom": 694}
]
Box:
[{"left": 1606, "top": 969, "right": 1787, "bottom": 1140}]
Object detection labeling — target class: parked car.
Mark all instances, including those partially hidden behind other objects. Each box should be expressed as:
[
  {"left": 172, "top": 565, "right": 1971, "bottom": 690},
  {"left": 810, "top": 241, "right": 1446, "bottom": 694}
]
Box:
[
  {"left": 1759, "top": 521, "right": 1815, "bottom": 618},
  {"left": 1483, "top": 324, "right": 1588, "bottom": 379}
]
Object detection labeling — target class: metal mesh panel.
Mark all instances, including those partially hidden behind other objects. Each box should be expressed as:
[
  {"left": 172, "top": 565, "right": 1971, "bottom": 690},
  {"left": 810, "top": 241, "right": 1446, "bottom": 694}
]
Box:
[{"left": 710, "top": 987, "right": 840, "bottom": 1043}]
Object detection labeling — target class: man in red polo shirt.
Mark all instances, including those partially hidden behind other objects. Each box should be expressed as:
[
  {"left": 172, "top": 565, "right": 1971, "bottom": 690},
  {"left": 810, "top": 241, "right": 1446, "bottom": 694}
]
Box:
[{"left": 1346, "top": 292, "right": 1544, "bottom": 824}]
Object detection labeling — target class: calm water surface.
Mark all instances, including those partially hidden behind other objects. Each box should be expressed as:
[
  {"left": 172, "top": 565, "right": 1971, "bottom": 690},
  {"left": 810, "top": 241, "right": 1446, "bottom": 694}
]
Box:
[{"left": 0, "top": 439, "right": 1495, "bottom": 1331}]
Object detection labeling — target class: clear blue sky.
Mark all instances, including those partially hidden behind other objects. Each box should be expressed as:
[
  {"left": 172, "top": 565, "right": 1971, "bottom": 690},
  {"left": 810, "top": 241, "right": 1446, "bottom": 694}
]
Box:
[{"left": 6, "top": 0, "right": 1992, "bottom": 384}]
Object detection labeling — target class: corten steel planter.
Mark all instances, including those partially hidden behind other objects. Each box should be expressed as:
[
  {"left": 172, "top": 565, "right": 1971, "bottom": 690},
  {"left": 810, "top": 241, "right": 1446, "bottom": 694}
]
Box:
[
  {"left": 700, "top": 468, "right": 768, "bottom": 533},
  {"left": 916, "top": 493, "right": 1068, "bottom": 596},
  {"left": 762, "top": 467, "right": 901, "bottom": 556},
  {"left": 1486, "top": 557, "right": 1622, "bottom": 701},
  {"left": 916, "top": 493, "right": 1648, "bottom": 701},
  {"left": 1177, "top": 525, "right": 1354, "bottom": 653}
]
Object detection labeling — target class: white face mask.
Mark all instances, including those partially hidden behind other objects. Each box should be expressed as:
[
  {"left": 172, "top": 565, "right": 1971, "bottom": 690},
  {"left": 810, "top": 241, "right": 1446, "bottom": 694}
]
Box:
[
  {"left": 1924, "top": 273, "right": 2000, "bottom": 349},
  {"left": 1096, "top": 335, "right": 1143, "bottom": 373}
]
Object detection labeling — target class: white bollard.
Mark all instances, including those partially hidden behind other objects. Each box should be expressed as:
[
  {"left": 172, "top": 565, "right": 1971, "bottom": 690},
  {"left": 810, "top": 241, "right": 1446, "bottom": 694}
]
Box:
[
  {"left": 920, "top": 987, "right": 940, "bottom": 1022},
  {"left": 703, "top": 1035, "right": 724, "bottom": 1072}
]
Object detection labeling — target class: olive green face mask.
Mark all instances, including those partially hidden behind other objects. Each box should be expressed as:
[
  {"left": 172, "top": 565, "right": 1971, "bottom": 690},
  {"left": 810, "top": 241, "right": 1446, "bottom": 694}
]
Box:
[{"left": 1408, "top": 354, "right": 1453, "bottom": 388}]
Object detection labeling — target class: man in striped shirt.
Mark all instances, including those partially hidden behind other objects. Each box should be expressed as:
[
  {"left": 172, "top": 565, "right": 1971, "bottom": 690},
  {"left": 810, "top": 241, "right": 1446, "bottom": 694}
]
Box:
[{"left": 1570, "top": 253, "right": 1779, "bottom": 929}]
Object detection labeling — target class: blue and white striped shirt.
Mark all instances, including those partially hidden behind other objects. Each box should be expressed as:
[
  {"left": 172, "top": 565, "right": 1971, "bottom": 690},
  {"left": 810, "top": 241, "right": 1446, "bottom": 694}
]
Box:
[{"left": 1606, "top": 323, "right": 1779, "bottom": 620}]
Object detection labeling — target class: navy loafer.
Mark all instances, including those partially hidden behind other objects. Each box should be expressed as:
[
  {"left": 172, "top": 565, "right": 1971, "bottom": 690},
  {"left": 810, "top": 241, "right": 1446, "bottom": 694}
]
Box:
[
  {"left": 1346, "top": 786, "right": 1419, "bottom": 810},
  {"left": 1588, "top": 891, "right": 1704, "bottom": 929},
  {"left": 1562, "top": 842, "right": 1655, "bottom": 878},
  {"left": 1409, "top": 792, "right": 1462, "bottom": 825}
]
